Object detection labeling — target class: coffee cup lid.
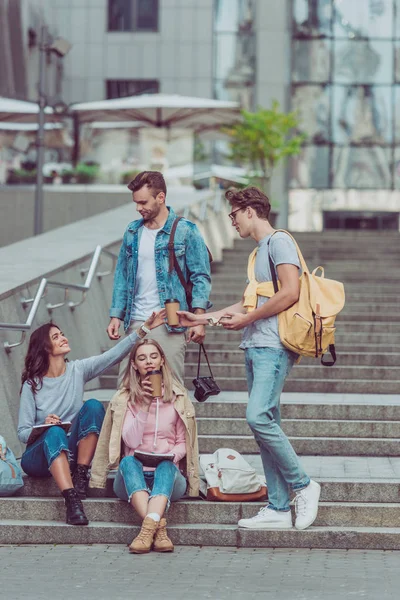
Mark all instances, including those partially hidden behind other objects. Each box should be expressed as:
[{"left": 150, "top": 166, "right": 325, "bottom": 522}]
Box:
[
  {"left": 147, "top": 369, "right": 162, "bottom": 375},
  {"left": 165, "top": 299, "right": 179, "bottom": 304}
]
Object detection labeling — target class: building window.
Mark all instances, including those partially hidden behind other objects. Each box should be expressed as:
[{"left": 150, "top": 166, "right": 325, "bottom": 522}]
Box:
[
  {"left": 108, "top": 0, "right": 159, "bottom": 32},
  {"left": 106, "top": 79, "right": 159, "bottom": 99},
  {"left": 291, "top": 0, "right": 398, "bottom": 190}
]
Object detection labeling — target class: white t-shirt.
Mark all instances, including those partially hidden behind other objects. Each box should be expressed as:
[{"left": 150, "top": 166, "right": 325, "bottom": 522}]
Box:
[{"left": 131, "top": 226, "right": 162, "bottom": 321}]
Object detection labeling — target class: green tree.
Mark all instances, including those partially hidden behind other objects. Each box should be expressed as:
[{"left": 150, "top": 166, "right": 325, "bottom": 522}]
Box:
[{"left": 222, "top": 101, "right": 305, "bottom": 194}]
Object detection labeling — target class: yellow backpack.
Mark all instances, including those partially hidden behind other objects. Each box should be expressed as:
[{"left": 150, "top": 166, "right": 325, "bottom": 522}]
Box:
[{"left": 244, "top": 230, "right": 345, "bottom": 366}]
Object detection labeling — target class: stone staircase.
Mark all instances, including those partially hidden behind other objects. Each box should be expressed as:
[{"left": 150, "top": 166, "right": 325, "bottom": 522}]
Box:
[{"left": 1, "top": 230, "right": 400, "bottom": 549}]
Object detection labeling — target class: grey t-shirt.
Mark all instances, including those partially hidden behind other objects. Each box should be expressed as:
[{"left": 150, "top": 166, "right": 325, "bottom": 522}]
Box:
[
  {"left": 17, "top": 331, "right": 140, "bottom": 445},
  {"left": 240, "top": 232, "right": 300, "bottom": 351}
]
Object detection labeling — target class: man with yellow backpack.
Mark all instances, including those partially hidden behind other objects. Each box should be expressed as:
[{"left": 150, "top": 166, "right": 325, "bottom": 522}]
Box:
[{"left": 178, "top": 186, "right": 344, "bottom": 531}]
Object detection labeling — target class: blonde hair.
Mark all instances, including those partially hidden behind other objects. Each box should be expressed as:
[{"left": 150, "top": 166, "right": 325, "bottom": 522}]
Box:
[{"left": 121, "top": 338, "right": 179, "bottom": 405}]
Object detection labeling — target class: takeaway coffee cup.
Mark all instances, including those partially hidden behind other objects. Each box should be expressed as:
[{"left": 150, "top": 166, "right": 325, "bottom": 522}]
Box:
[
  {"left": 148, "top": 369, "right": 162, "bottom": 398},
  {"left": 165, "top": 299, "right": 180, "bottom": 327}
]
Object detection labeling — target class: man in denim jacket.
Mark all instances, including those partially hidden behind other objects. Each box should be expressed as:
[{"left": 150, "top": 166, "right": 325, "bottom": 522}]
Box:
[{"left": 107, "top": 171, "right": 211, "bottom": 383}]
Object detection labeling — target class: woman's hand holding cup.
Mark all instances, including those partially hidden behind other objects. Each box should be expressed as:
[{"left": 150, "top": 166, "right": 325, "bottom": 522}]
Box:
[{"left": 140, "top": 378, "right": 155, "bottom": 407}]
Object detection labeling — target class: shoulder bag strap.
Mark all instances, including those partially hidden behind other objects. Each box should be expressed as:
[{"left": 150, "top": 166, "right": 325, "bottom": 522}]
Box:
[
  {"left": 168, "top": 217, "right": 193, "bottom": 301},
  {"left": 267, "top": 235, "right": 279, "bottom": 294},
  {"left": 197, "top": 344, "right": 214, "bottom": 379}
]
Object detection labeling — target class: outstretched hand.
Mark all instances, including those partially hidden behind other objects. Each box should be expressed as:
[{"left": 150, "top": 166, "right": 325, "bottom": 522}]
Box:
[
  {"left": 144, "top": 309, "right": 167, "bottom": 330},
  {"left": 220, "top": 312, "right": 250, "bottom": 331},
  {"left": 176, "top": 310, "right": 206, "bottom": 328}
]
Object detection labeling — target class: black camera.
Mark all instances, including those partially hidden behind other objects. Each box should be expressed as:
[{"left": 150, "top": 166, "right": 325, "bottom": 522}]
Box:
[{"left": 192, "top": 376, "right": 221, "bottom": 403}]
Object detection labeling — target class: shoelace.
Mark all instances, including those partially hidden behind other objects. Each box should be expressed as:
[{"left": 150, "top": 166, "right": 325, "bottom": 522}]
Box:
[
  {"left": 68, "top": 494, "right": 84, "bottom": 512},
  {"left": 294, "top": 491, "right": 307, "bottom": 516},
  {"left": 137, "top": 524, "right": 154, "bottom": 542},
  {"left": 74, "top": 467, "right": 88, "bottom": 490},
  {"left": 252, "top": 506, "right": 271, "bottom": 520},
  {"left": 156, "top": 526, "right": 169, "bottom": 541}
]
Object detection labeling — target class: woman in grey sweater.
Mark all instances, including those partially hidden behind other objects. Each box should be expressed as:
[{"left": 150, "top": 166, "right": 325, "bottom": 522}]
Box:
[{"left": 18, "top": 310, "right": 165, "bottom": 526}]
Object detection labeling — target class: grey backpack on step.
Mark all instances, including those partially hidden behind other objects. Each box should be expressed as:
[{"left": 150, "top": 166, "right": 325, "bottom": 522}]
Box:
[{"left": 0, "top": 434, "right": 24, "bottom": 496}]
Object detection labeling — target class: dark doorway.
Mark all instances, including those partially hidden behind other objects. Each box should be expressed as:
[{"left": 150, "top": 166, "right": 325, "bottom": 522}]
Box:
[{"left": 323, "top": 211, "right": 399, "bottom": 230}]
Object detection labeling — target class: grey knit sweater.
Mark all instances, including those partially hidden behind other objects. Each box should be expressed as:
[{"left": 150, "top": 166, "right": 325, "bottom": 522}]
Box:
[{"left": 17, "top": 331, "right": 139, "bottom": 444}]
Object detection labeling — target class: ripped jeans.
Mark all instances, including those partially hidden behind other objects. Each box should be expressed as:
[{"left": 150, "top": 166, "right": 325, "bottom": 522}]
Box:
[
  {"left": 21, "top": 399, "right": 105, "bottom": 476},
  {"left": 113, "top": 456, "right": 187, "bottom": 509}
]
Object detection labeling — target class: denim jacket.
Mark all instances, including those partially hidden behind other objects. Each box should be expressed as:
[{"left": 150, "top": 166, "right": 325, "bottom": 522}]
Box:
[{"left": 110, "top": 207, "right": 212, "bottom": 332}]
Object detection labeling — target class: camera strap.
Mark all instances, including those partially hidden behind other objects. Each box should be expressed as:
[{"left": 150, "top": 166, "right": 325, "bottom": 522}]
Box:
[{"left": 197, "top": 344, "right": 214, "bottom": 379}]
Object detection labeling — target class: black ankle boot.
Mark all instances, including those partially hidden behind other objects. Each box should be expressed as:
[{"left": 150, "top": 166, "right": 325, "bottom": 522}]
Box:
[
  {"left": 62, "top": 488, "right": 89, "bottom": 526},
  {"left": 72, "top": 464, "right": 90, "bottom": 499}
]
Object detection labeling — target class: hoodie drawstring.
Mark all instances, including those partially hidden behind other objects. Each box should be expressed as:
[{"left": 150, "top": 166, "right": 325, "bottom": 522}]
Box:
[{"left": 153, "top": 398, "right": 159, "bottom": 449}]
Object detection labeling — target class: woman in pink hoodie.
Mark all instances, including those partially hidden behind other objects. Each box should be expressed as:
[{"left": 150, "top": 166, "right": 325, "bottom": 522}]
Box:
[{"left": 111, "top": 338, "right": 197, "bottom": 554}]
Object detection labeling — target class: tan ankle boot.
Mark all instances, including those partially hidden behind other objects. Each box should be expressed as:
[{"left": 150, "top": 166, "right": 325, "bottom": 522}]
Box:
[
  {"left": 129, "top": 517, "right": 158, "bottom": 554},
  {"left": 153, "top": 518, "right": 174, "bottom": 552}
]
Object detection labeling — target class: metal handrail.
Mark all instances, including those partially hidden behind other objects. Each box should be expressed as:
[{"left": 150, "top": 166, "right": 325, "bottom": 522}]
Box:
[{"left": 0, "top": 245, "right": 118, "bottom": 352}]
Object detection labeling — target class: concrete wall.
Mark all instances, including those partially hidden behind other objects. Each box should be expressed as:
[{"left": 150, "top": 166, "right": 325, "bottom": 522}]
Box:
[{"left": 0, "top": 185, "right": 130, "bottom": 247}]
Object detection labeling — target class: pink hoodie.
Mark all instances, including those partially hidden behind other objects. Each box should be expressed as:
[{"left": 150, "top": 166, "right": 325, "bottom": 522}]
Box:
[{"left": 122, "top": 397, "right": 186, "bottom": 470}]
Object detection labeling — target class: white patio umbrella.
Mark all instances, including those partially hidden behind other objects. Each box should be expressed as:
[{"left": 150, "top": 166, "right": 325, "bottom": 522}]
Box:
[
  {"left": 70, "top": 94, "right": 240, "bottom": 130},
  {"left": 0, "top": 97, "right": 55, "bottom": 123},
  {"left": 0, "top": 122, "right": 72, "bottom": 150},
  {"left": 69, "top": 94, "right": 241, "bottom": 164}
]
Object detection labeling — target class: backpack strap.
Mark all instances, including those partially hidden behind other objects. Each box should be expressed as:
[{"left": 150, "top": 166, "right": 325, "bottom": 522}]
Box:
[
  {"left": 272, "top": 229, "right": 310, "bottom": 274},
  {"left": 321, "top": 344, "right": 336, "bottom": 367}
]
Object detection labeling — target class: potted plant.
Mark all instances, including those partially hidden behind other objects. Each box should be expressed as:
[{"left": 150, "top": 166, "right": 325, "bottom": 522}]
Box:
[{"left": 74, "top": 162, "right": 100, "bottom": 184}]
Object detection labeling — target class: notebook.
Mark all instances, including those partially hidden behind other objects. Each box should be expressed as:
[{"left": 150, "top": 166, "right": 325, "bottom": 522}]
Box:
[
  {"left": 133, "top": 450, "right": 174, "bottom": 469},
  {"left": 27, "top": 422, "right": 72, "bottom": 446}
]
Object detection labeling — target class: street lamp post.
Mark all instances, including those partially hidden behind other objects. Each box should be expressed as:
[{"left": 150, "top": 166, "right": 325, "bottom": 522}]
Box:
[
  {"left": 34, "top": 24, "right": 48, "bottom": 237},
  {"left": 33, "top": 28, "right": 71, "bottom": 236}
]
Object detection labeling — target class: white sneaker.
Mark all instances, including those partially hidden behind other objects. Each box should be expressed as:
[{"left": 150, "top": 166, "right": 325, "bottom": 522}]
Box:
[
  {"left": 294, "top": 480, "right": 321, "bottom": 530},
  {"left": 238, "top": 506, "right": 293, "bottom": 529}
]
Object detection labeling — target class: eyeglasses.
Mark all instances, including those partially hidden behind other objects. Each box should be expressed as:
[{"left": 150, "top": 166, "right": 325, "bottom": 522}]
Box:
[{"left": 228, "top": 207, "right": 244, "bottom": 223}]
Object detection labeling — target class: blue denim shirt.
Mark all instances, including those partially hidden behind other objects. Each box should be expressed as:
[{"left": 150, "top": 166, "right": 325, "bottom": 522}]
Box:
[{"left": 110, "top": 207, "right": 212, "bottom": 332}]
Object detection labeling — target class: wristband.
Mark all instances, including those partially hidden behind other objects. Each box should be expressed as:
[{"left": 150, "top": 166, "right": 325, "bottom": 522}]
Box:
[{"left": 136, "top": 325, "right": 150, "bottom": 339}]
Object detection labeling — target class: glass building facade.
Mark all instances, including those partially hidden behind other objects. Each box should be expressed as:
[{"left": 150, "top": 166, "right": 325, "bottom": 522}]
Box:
[
  {"left": 290, "top": 0, "right": 400, "bottom": 192},
  {"left": 213, "top": 0, "right": 256, "bottom": 109}
]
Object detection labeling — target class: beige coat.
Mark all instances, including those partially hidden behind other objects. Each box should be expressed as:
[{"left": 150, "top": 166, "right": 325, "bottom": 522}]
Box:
[{"left": 90, "top": 383, "right": 200, "bottom": 496}]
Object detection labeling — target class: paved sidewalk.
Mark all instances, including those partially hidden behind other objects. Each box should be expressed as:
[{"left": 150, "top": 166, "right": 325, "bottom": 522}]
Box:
[{"left": 0, "top": 545, "right": 398, "bottom": 600}]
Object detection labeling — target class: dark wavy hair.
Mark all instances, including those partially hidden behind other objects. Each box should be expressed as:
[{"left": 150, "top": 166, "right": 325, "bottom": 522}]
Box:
[
  {"left": 225, "top": 186, "right": 271, "bottom": 220},
  {"left": 127, "top": 171, "right": 167, "bottom": 198},
  {"left": 21, "top": 322, "right": 62, "bottom": 395}
]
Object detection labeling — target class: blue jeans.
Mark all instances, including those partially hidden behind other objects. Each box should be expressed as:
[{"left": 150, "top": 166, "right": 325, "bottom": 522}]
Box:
[
  {"left": 113, "top": 456, "right": 187, "bottom": 509},
  {"left": 245, "top": 347, "right": 310, "bottom": 511},
  {"left": 21, "top": 399, "right": 105, "bottom": 477}
]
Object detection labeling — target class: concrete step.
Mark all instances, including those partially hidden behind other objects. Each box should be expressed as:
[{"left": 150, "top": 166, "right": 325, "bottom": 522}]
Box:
[
  {"left": 1, "top": 497, "right": 399, "bottom": 528},
  {"left": 210, "top": 272, "right": 400, "bottom": 283},
  {"left": 194, "top": 401, "right": 400, "bottom": 421},
  {"left": 197, "top": 435, "right": 400, "bottom": 456},
  {"left": 183, "top": 364, "right": 400, "bottom": 382},
  {"left": 182, "top": 377, "right": 400, "bottom": 394},
  {"left": 210, "top": 283, "right": 400, "bottom": 294},
  {"left": 210, "top": 292, "right": 400, "bottom": 304},
  {"left": 199, "top": 321, "right": 400, "bottom": 333},
  {"left": 18, "top": 461, "right": 400, "bottom": 503},
  {"left": 101, "top": 351, "right": 400, "bottom": 381},
  {"left": 1, "top": 519, "right": 400, "bottom": 549},
  {"left": 197, "top": 418, "right": 400, "bottom": 439},
  {"left": 185, "top": 351, "right": 400, "bottom": 367}
]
